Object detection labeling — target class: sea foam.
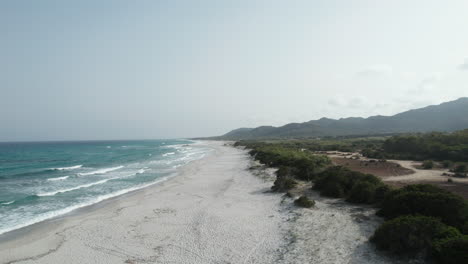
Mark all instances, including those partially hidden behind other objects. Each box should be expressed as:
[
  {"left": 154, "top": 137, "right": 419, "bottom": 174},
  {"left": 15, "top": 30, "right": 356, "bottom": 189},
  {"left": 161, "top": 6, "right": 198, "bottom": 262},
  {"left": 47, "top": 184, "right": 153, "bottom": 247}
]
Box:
[
  {"left": 37, "top": 178, "right": 116, "bottom": 197},
  {"left": 47, "top": 176, "right": 70, "bottom": 181},
  {"left": 51, "top": 165, "right": 83, "bottom": 171},
  {"left": 77, "top": 166, "right": 124, "bottom": 176},
  {"left": 0, "top": 177, "right": 169, "bottom": 235}
]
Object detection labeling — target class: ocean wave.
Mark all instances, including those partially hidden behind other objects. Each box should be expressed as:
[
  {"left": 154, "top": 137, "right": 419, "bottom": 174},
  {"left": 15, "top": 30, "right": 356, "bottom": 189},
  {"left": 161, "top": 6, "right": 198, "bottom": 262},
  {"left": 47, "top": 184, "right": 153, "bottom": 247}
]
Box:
[
  {"left": 162, "top": 144, "right": 184, "bottom": 150},
  {"left": 0, "top": 177, "right": 170, "bottom": 236},
  {"left": 47, "top": 176, "right": 70, "bottom": 181},
  {"left": 37, "top": 178, "right": 115, "bottom": 197},
  {"left": 137, "top": 169, "right": 146, "bottom": 174},
  {"left": 77, "top": 166, "right": 124, "bottom": 176},
  {"left": 50, "top": 165, "right": 83, "bottom": 171},
  {"left": 162, "top": 152, "right": 175, "bottom": 157},
  {"left": 0, "top": 200, "right": 14, "bottom": 205}
]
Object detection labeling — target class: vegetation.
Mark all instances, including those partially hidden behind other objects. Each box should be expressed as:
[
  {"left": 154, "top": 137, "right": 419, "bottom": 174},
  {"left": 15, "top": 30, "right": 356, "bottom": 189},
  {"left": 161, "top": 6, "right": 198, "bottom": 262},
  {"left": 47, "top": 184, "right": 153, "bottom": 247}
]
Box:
[
  {"left": 238, "top": 139, "right": 468, "bottom": 263},
  {"left": 271, "top": 176, "right": 297, "bottom": 192},
  {"left": 454, "top": 164, "right": 467, "bottom": 173},
  {"left": 422, "top": 160, "right": 434, "bottom": 169},
  {"left": 442, "top": 160, "right": 453, "bottom": 168},
  {"left": 377, "top": 184, "right": 468, "bottom": 233},
  {"left": 432, "top": 235, "right": 468, "bottom": 264},
  {"left": 377, "top": 130, "right": 468, "bottom": 162},
  {"left": 313, "top": 166, "right": 386, "bottom": 204},
  {"left": 236, "top": 141, "right": 331, "bottom": 181},
  {"left": 370, "top": 215, "right": 461, "bottom": 256},
  {"left": 294, "top": 196, "right": 315, "bottom": 208}
]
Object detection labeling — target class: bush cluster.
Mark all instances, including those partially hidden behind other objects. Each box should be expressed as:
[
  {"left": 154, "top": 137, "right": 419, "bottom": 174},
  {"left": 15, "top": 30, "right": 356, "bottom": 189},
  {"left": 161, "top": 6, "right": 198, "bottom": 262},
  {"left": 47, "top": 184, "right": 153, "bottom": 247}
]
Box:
[
  {"left": 313, "top": 166, "right": 387, "bottom": 204},
  {"left": 294, "top": 196, "right": 315, "bottom": 208},
  {"left": 454, "top": 164, "right": 467, "bottom": 173},
  {"left": 422, "top": 160, "right": 434, "bottom": 169},
  {"left": 381, "top": 130, "right": 468, "bottom": 162},
  {"left": 248, "top": 145, "right": 330, "bottom": 181},
  {"left": 377, "top": 184, "right": 468, "bottom": 232},
  {"left": 372, "top": 184, "right": 468, "bottom": 262},
  {"left": 433, "top": 235, "right": 468, "bottom": 264},
  {"left": 238, "top": 140, "right": 468, "bottom": 263},
  {"left": 442, "top": 160, "right": 453, "bottom": 168},
  {"left": 370, "top": 215, "right": 461, "bottom": 256},
  {"left": 271, "top": 176, "right": 297, "bottom": 192}
]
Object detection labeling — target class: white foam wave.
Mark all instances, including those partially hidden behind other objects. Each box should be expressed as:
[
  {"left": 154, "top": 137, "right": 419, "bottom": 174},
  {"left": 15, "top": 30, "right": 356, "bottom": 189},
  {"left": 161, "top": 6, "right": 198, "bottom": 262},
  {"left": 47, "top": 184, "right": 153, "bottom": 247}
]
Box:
[
  {"left": 162, "top": 152, "right": 175, "bottom": 157},
  {"left": 37, "top": 178, "right": 115, "bottom": 197},
  {"left": 162, "top": 144, "right": 184, "bottom": 150},
  {"left": 77, "top": 166, "right": 124, "bottom": 176},
  {"left": 47, "top": 176, "right": 70, "bottom": 182},
  {"left": 51, "top": 165, "right": 82, "bottom": 171},
  {"left": 0, "top": 177, "right": 169, "bottom": 236},
  {"left": 137, "top": 169, "right": 146, "bottom": 174},
  {"left": 0, "top": 201, "right": 14, "bottom": 205}
]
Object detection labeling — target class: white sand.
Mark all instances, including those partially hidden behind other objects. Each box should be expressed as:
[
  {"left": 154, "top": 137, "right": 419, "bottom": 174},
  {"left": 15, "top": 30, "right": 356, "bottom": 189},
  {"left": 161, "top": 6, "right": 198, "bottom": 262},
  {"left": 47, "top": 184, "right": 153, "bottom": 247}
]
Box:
[
  {"left": 1, "top": 141, "right": 288, "bottom": 264},
  {"left": 0, "top": 141, "right": 398, "bottom": 264},
  {"left": 279, "top": 191, "right": 405, "bottom": 264}
]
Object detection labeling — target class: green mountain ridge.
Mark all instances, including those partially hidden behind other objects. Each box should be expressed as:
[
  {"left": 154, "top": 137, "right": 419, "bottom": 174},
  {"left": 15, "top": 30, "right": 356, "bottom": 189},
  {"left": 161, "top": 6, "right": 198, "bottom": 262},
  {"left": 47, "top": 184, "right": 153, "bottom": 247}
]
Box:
[{"left": 215, "top": 97, "right": 468, "bottom": 139}]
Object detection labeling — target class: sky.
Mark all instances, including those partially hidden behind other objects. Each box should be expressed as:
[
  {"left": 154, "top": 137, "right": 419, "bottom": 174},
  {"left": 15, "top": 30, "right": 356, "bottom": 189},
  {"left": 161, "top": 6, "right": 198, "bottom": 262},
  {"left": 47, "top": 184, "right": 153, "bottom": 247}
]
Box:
[{"left": 1, "top": 0, "right": 468, "bottom": 141}]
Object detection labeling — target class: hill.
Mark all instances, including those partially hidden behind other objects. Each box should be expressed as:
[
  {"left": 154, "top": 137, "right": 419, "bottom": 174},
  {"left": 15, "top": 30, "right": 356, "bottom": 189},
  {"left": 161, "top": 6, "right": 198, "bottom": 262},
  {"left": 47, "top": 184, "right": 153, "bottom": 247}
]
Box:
[{"left": 215, "top": 97, "right": 468, "bottom": 140}]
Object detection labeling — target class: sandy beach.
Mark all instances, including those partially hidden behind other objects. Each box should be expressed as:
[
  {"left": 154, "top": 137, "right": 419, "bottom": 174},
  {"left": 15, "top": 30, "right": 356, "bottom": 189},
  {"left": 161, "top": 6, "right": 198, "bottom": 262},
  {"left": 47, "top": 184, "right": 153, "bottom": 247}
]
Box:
[
  {"left": 0, "top": 141, "right": 398, "bottom": 264},
  {"left": 0, "top": 141, "right": 288, "bottom": 263}
]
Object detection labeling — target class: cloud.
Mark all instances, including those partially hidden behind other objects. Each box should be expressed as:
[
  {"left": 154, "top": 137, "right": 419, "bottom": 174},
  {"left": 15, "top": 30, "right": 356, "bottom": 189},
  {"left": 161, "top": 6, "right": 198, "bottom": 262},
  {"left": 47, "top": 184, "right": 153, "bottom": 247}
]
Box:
[
  {"left": 356, "top": 64, "right": 393, "bottom": 77},
  {"left": 327, "top": 96, "right": 367, "bottom": 109},
  {"left": 347, "top": 97, "right": 365, "bottom": 108},
  {"left": 459, "top": 59, "right": 468, "bottom": 70},
  {"left": 327, "top": 98, "right": 343, "bottom": 107},
  {"left": 408, "top": 73, "right": 443, "bottom": 94}
]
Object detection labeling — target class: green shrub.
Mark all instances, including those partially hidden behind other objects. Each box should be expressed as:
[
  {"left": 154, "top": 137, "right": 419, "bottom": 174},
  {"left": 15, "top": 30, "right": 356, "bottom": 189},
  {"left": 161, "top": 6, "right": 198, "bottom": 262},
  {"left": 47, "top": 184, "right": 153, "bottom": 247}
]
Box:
[
  {"left": 276, "top": 166, "right": 296, "bottom": 177},
  {"left": 422, "top": 160, "right": 434, "bottom": 169},
  {"left": 377, "top": 184, "right": 468, "bottom": 231},
  {"left": 374, "top": 184, "right": 392, "bottom": 203},
  {"left": 442, "top": 160, "right": 453, "bottom": 168},
  {"left": 294, "top": 196, "right": 315, "bottom": 208},
  {"left": 432, "top": 235, "right": 468, "bottom": 264},
  {"left": 454, "top": 164, "right": 467, "bottom": 173},
  {"left": 319, "top": 181, "right": 345, "bottom": 197},
  {"left": 313, "top": 166, "right": 385, "bottom": 204},
  {"left": 347, "top": 181, "right": 379, "bottom": 203},
  {"left": 271, "top": 176, "right": 297, "bottom": 192},
  {"left": 247, "top": 145, "right": 331, "bottom": 181},
  {"left": 381, "top": 130, "right": 468, "bottom": 162},
  {"left": 370, "top": 215, "right": 461, "bottom": 256}
]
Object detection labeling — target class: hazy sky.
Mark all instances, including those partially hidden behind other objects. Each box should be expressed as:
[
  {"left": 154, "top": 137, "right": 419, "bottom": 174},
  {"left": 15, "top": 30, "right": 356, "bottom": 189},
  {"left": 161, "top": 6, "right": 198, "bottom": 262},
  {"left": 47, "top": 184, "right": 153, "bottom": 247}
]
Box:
[{"left": 1, "top": 0, "right": 468, "bottom": 141}]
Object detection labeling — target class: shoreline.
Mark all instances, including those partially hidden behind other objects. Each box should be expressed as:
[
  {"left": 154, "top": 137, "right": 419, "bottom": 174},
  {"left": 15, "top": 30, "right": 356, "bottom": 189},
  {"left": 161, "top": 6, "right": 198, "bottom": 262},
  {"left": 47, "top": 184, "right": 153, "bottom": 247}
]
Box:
[
  {"left": 0, "top": 141, "right": 288, "bottom": 264},
  {"left": 0, "top": 140, "right": 210, "bottom": 241},
  {"left": 0, "top": 174, "right": 172, "bottom": 243},
  {"left": 0, "top": 141, "right": 403, "bottom": 264},
  {"left": 0, "top": 176, "right": 173, "bottom": 239}
]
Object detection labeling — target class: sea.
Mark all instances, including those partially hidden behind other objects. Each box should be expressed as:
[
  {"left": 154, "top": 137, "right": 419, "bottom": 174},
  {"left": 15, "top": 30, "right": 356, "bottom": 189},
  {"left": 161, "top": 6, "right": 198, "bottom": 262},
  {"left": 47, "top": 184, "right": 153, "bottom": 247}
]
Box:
[{"left": 0, "top": 139, "right": 211, "bottom": 236}]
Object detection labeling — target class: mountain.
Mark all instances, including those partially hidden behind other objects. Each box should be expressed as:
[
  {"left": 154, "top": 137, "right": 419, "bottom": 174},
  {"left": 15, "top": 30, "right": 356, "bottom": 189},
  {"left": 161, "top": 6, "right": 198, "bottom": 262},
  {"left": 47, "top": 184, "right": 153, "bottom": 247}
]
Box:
[{"left": 216, "top": 97, "right": 468, "bottom": 140}]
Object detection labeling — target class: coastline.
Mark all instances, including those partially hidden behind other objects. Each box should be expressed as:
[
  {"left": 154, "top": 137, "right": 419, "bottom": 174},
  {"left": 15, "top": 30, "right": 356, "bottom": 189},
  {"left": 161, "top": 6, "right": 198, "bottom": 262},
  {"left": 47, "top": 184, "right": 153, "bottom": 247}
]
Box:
[
  {"left": 0, "top": 141, "right": 402, "bottom": 264},
  {"left": 0, "top": 141, "right": 288, "bottom": 264}
]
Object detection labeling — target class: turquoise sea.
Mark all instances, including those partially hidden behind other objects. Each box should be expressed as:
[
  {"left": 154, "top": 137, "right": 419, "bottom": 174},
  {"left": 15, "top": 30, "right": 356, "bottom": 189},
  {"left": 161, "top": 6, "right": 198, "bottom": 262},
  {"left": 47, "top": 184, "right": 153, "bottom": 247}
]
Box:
[{"left": 0, "top": 139, "right": 210, "bottom": 235}]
